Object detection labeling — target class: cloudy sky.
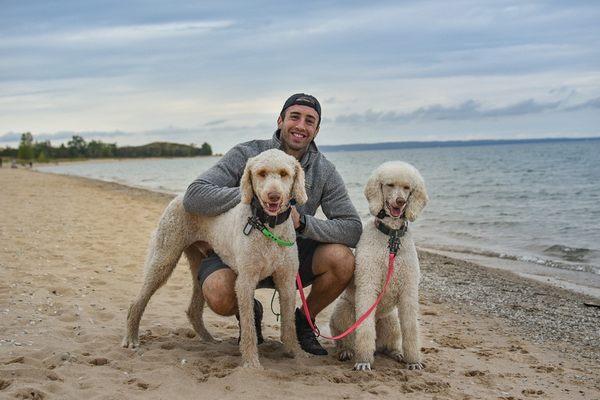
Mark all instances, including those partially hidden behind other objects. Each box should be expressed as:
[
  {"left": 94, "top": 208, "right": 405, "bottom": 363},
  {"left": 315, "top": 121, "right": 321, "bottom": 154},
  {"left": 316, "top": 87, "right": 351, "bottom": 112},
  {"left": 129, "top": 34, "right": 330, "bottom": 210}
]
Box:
[{"left": 1, "top": 0, "right": 599, "bottom": 153}]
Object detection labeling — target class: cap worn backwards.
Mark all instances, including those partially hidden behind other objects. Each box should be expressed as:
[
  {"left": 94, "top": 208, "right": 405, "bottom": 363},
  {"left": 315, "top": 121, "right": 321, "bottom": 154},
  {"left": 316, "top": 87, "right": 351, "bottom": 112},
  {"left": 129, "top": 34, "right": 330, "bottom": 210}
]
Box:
[{"left": 280, "top": 93, "right": 321, "bottom": 127}]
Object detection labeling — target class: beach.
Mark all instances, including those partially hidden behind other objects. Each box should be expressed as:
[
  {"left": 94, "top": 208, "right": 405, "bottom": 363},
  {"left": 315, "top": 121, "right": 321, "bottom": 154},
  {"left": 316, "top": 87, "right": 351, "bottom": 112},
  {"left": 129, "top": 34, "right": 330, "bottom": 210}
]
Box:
[{"left": 1, "top": 168, "right": 598, "bottom": 400}]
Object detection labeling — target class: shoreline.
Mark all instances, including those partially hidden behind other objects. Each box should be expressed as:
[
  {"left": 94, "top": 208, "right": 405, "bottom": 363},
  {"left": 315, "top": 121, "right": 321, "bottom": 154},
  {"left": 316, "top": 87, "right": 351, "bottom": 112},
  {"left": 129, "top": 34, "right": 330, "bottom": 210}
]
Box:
[
  {"left": 33, "top": 164, "right": 600, "bottom": 301},
  {"left": 1, "top": 168, "right": 598, "bottom": 399}
]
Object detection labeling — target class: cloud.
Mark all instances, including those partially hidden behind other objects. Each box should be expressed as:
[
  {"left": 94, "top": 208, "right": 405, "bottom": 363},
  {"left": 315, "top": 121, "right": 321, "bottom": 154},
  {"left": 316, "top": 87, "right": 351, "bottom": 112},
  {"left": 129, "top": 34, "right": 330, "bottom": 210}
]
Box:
[
  {"left": 0, "top": 20, "right": 234, "bottom": 48},
  {"left": 333, "top": 96, "right": 599, "bottom": 125}
]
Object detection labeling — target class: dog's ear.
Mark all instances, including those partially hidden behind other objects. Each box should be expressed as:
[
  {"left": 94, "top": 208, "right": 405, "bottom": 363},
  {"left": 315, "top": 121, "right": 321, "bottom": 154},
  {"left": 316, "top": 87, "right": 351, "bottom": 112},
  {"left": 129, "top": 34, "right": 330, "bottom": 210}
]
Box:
[
  {"left": 364, "top": 171, "right": 384, "bottom": 216},
  {"left": 292, "top": 161, "right": 308, "bottom": 205},
  {"left": 240, "top": 157, "right": 255, "bottom": 204},
  {"left": 405, "top": 170, "right": 428, "bottom": 221}
]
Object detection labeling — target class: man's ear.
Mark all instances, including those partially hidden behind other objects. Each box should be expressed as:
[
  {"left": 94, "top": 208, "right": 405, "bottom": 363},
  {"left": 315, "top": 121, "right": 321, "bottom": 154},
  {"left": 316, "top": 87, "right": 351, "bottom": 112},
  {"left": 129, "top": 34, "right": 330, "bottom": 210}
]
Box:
[{"left": 277, "top": 115, "right": 283, "bottom": 129}]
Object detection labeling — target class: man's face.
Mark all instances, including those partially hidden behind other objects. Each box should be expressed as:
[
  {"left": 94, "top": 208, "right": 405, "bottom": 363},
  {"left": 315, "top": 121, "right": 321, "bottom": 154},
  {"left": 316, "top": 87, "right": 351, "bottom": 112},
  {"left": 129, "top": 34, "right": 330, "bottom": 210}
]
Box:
[{"left": 277, "top": 105, "right": 320, "bottom": 153}]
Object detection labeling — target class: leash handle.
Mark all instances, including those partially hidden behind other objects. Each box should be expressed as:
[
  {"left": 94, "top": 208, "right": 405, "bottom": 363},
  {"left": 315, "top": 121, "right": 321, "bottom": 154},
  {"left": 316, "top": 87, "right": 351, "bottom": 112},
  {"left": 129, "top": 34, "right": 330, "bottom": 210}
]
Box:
[{"left": 296, "top": 252, "right": 396, "bottom": 341}]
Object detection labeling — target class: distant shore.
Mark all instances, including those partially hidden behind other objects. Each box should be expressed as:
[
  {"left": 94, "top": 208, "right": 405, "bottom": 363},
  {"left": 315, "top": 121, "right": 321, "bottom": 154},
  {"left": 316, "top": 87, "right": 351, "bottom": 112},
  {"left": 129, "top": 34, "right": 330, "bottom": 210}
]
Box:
[{"left": 0, "top": 168, "right": 598, "bottom": 399}]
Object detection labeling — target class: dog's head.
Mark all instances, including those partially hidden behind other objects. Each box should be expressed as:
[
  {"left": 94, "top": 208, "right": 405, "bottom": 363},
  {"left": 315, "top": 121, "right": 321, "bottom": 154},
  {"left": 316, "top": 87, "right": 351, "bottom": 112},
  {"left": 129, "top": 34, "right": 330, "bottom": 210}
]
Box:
[
  {"left": 240, "top": 149, "right": 308, "bottom": 215},
  {"left": 364, "top": 161, "right": 428, "bottom": 222}
]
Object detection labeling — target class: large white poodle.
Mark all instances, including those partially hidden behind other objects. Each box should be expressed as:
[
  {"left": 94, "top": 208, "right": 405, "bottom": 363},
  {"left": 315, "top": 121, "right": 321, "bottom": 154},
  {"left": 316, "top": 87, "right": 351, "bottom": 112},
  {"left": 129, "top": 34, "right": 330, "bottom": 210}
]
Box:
[
  {"left": 123, "top": 149, "right": 307, "bottom": 369},
  {"left": 329, "top": 161, "right": 428, "bottom": 371}
]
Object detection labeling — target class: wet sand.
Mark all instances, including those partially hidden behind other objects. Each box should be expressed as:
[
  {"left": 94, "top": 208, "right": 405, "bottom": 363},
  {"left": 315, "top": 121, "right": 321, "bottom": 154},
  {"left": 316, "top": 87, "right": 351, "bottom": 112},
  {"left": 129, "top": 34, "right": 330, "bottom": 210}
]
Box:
[{"left": 1, "top": 168, "right": 598, "bottom": 399}]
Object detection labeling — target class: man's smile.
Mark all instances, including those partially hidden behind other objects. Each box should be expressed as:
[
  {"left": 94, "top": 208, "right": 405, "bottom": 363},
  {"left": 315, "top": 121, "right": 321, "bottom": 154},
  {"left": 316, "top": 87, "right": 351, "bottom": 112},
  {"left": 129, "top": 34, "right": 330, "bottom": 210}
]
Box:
[{"left": 291, "top": 131, "right": 307, "bottom": 139}]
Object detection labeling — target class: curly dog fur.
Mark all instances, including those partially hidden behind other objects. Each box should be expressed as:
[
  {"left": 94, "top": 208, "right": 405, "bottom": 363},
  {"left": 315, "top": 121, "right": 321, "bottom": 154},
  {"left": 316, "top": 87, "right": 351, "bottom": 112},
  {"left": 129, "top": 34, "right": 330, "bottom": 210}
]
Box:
[
  {"left": 123, "top": 149, "right": 307, "bottom": 369},
  {"left": 329, "top": 161, "right": 428, "bottom": 371}
]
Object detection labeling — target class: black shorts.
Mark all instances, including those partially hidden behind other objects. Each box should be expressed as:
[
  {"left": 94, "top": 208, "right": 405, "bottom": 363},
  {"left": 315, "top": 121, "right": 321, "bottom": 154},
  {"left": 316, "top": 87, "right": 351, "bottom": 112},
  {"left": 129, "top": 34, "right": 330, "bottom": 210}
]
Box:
[{"left": 197, "top": 237, "right": 321, "bottom": 289}]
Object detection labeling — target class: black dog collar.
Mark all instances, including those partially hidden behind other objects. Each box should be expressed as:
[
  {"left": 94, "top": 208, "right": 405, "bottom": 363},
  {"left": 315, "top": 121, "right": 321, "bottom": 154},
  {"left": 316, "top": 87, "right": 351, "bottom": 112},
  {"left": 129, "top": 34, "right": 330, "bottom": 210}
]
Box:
[
  {"left": 375, "top": 219, "right": 408, "bottom": 255},
  {"left": 251, "top": 197, "right": 294, "bottom": 228}
]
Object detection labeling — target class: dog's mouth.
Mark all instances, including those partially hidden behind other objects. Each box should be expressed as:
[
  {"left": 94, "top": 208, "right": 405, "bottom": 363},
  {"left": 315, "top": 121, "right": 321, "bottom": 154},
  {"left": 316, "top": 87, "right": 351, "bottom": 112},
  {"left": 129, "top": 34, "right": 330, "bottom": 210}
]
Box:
[
  {"left": 260, "top": 199, "right": 284, "bottom": 216},
  {"left": 386, "top": 202, "right": 406, "bottom": 218}
]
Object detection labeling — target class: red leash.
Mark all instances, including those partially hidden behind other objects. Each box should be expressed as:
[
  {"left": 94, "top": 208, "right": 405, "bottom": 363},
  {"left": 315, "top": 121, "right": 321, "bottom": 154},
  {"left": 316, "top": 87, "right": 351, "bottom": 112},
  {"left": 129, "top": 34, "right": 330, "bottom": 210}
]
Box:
[{"left": 296, "top": 252, "right": 396, "bottom": 340}]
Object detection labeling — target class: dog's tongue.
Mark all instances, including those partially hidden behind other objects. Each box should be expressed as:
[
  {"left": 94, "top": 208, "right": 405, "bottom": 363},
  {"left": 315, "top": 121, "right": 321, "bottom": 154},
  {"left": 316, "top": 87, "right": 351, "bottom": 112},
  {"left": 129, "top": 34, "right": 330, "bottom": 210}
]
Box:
[
  {"left": 267, "top": 202, "right": 280, "bottom": 213},
  {"left": 389, "top": 205, "right": 404, "bottom": 217}
]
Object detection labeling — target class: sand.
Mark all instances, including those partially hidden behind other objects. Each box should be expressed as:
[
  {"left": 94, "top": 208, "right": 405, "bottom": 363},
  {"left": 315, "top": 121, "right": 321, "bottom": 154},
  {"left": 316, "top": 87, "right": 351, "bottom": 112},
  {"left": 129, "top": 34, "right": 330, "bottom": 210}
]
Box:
[{"left": 0, "top": 167, "right": 598, "bottom": 400}]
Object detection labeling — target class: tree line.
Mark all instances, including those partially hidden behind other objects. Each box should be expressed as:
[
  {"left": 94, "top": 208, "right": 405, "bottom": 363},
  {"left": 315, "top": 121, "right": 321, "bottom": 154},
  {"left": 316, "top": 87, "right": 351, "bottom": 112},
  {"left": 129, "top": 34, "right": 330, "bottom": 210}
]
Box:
[{"left": 0, "top": 133, "right": 213, "bottom": 162}]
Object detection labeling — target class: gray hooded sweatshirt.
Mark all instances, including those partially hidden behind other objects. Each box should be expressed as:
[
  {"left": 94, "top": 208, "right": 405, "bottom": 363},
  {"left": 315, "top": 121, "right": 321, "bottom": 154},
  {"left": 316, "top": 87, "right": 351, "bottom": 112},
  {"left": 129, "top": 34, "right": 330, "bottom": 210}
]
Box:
[{"left": 183, "top": 131, "right": 362, "bottom": 247}]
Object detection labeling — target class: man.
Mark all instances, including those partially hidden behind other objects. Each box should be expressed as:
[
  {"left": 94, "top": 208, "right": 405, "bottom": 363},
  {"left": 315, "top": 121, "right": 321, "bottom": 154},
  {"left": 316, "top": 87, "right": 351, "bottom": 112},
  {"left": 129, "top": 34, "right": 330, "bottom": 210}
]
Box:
[{"left": 183, "top": 93, "right": 362, "bottom": 355}]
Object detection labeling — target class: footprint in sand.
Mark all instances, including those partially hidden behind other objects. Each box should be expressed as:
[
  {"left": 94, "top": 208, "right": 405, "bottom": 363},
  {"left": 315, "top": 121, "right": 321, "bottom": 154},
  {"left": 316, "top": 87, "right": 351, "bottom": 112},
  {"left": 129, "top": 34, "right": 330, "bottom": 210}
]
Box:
[
  {"left": 522, "top": 388, "right": 545, "bottom": 397},
  {"left": 0, "top": 378, "right": 12, "bottom": 390},
  {"left": 421, "top": 347, "right": 439, "bottom": 354},
  {"left": 12, "top": 387, "right": 46, "bottom": 399},
  {"left": 464, "top": 370, "right": 486, "bottom": 377}
]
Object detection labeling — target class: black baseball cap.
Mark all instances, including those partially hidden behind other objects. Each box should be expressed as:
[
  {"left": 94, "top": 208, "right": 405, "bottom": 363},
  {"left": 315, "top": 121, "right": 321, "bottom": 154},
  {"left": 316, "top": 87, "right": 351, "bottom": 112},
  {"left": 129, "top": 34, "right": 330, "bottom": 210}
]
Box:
[{"left": 280, "top": 93, "right": 321, "bottom": 127}]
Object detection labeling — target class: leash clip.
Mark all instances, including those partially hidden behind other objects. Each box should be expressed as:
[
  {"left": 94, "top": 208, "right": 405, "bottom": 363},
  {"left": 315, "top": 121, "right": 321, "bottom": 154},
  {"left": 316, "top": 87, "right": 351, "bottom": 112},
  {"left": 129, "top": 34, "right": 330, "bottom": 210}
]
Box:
[
  {"left": 244, "top": 216, "right": 262, "bottom": 236},
  {"left": 388, "top": 235, "right": 401, "bottom": 255}
]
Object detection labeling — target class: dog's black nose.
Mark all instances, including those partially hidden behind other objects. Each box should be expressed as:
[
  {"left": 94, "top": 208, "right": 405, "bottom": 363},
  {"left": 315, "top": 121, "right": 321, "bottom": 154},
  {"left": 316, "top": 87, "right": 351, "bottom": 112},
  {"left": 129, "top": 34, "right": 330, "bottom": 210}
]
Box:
[{"left": 268, "top": 192, "right": 281, "bottom": 202}]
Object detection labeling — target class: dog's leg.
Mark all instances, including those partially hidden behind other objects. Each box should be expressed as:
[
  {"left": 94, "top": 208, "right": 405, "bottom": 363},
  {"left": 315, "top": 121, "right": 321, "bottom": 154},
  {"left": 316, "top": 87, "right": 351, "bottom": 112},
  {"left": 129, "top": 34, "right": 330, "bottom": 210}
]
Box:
[
  {"left": 122, "top": 231, "right": 184, "bottom": 348},
  {"left": 183, "top": 246, "right": 217, "bottom": 342},
  {"left": 235, "top": 270, "right": 262, "bottom": 369},
  {"left": 352, "top": 283, "right": 379, "bottom": 371},
  {"left": 375, "top": 312, "right": 403, "bottom": 363},
  {"left": 398, "top": 284, "right": 424, "bottom": 370},
  {"left": 329, "top": 297, "right": 356, "bottom": 361},
  {"left": 272, "top": 268, "right": 302, "bottom": 358}
]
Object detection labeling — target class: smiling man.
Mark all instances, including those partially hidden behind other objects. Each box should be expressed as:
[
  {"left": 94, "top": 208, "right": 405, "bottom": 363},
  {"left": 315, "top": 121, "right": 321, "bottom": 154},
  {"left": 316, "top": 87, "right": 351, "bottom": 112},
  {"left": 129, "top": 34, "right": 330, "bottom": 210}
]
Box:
[{"left": 183, "top": 93, "right": 362, "bottom": 355}]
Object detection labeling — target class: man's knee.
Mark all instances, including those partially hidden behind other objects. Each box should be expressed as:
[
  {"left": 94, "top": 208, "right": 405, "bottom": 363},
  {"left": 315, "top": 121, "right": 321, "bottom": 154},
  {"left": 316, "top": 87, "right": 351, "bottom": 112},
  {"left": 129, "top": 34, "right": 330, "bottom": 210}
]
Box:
[
  {"left": 201, "top": 269, "right": 237, "bottom": 316},
  {"left": 314, "top": 244, "right": 355, "bottom": 282}
]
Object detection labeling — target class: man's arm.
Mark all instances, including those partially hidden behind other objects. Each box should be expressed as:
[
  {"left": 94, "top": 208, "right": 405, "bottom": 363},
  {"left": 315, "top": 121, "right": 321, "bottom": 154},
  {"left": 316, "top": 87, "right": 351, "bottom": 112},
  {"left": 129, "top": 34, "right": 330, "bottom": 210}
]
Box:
[
  {"left": 183, "top": 146, "right": 249, "bottom": 216},
  {"left": 301, "top": 168, "right": 362, "bottom": 247}
]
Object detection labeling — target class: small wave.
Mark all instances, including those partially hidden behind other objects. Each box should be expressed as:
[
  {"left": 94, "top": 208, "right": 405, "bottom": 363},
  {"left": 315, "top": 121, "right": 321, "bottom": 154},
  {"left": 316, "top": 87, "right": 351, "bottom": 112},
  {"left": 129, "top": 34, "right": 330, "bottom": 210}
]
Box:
[
  {"left": 543, "top": 244, "right": 593, "bottom": 263},
  {"left": 426, "top": 244, "right": 599, "bottom": 275}
]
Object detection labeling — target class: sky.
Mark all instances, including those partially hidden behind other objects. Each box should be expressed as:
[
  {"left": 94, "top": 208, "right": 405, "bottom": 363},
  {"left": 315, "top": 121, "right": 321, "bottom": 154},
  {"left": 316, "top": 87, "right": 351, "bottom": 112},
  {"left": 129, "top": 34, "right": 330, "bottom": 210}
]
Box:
[{"left": 1, "top": 0, "right": 599, "bottom": 153}]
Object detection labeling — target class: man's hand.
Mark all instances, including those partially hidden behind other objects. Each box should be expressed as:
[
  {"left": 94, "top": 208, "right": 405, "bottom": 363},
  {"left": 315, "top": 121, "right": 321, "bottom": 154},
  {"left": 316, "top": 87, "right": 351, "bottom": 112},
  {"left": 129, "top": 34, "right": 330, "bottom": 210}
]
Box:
[{"left": 291, "top": 206, "right": 301, "bottom": 230}]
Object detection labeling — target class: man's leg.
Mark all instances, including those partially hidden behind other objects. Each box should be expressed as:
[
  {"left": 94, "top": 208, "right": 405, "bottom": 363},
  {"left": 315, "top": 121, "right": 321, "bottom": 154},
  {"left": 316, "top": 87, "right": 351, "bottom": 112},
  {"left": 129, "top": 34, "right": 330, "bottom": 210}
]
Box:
[
  {"left": 199, "top": 255, "right": 264, "bottom": 344},
  {"left": 202, "top": 268, "right": 238, "bottom": 316},
  {"left": 295, "top": 242, "right": 355, "bottom": 355},
  {"left": 307, "top": 243, "right": 355, "bottom": 316}
]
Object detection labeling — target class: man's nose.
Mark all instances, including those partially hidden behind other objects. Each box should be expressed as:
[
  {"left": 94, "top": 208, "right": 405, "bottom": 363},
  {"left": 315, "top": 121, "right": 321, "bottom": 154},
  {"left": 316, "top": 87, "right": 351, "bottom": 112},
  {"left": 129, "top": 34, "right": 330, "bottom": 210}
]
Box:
[{"left": 295, "top": 118, "right": 307, "bottom": 130}]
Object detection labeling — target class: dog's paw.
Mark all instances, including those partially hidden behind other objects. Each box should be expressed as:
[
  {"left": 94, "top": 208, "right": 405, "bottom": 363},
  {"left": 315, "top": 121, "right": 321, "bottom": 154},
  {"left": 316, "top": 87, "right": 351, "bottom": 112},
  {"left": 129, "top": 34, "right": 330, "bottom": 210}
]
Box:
[
  {"left": 353, "top": 362, "right": 372, "bottom": 371},
  {"left": 201, "top": 335, "right": 221, "bottom": 344},
  {"left": 407, "top": 361, "right": 425, "bottom": 370},
  {"left": 242, "top": 359, "right": 263, "bottom": 370},
  {"left": 383, "top": 349, "right": 404, "bottom": 363},
  {"left": 338, "top": 349, "right": 354, "bottom": 361},
  {"left": 121, "top": 335, "right": 139, "bottom": 349}
]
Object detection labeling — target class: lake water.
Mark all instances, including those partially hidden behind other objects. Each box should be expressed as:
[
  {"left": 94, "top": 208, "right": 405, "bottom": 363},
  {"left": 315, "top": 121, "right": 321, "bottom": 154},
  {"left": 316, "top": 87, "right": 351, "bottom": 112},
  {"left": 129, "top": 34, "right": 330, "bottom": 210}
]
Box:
[{"left": 38, "top": 139, "right": 600, "bottom": 293}]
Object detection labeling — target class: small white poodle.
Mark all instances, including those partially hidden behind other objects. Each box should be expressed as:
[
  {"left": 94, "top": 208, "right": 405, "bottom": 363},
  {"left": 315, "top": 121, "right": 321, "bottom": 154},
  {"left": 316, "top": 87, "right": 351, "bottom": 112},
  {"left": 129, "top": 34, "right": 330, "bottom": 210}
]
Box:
[
  {"left": 123, "top": 149, "right": 307, "bottom": 369},
  {"left": 329, "top": 161, "right": 428, "bottom": 371}
]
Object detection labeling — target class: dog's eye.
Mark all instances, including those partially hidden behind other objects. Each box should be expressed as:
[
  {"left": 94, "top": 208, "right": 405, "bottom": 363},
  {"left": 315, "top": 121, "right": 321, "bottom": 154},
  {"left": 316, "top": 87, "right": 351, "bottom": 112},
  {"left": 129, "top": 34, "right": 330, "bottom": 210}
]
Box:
[
  {"left": 257, "top": 170, "right": 267, "bottom": 178},
  {"left": 386, "top": 183, "right": 394, "bottom": 187},
  {"left": 404, "top": 186, "right": 410, "bottom": 190},
  {"left": 279, "top": 170, "right": 289, "bottom": 178}
]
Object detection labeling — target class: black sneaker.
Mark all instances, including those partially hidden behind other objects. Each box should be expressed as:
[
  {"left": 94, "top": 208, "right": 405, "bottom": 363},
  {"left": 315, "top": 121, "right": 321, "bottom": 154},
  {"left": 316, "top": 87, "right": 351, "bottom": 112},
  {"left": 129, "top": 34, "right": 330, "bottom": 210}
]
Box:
[
  {"left": 237, "top": 298, "right": 264, "bottom": 345},
  {"left": 295, "top": 308, "right": 328, "bottom": 355}
]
